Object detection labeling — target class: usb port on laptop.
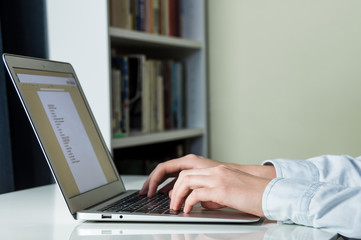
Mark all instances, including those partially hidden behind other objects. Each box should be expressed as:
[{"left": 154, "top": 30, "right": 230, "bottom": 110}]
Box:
[{"left": 101, "top": 214, "right": 112, "bottom": 219}]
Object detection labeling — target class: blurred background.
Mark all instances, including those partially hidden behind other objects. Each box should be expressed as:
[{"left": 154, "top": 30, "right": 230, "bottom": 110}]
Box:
[{"left": 1, "top": 0, "right": 361, "bottom": 194}]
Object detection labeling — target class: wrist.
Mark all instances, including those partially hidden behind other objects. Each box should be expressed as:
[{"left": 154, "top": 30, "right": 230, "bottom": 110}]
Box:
[{"left": 227, "top": 164, "right": 276, "bottom": 179}]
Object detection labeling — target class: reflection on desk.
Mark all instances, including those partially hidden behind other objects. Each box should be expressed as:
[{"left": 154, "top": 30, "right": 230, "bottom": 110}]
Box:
[
  {"left": 69, "top": 222, "right": 337, "bottom": 240},
  {"left": 0, "top": 176, "right": 338, "bottom": 240}
]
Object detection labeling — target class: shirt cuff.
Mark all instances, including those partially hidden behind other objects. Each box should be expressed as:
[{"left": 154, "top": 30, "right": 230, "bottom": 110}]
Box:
[
  {"left": 262, "top": 158, "right": 319, "bottom": 181},
  {"left": 262, "top": 177, "right": 321, "bottom": 226}
]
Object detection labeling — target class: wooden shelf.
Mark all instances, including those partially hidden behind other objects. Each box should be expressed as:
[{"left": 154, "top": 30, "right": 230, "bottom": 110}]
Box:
[
  {"left": 111, "top": 128, "right": 204, "bottom": 148},
  {"left": 109, "top": 27, "right": 202, "bottom": 50}
]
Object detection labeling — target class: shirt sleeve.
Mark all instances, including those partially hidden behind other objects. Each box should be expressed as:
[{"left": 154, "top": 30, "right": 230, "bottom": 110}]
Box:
[
  {"left": 263, "top": 155, "right": 361, "bottom": 186},
  {"left": 262, "top": 177, "right": 361, "bottom": 238}
]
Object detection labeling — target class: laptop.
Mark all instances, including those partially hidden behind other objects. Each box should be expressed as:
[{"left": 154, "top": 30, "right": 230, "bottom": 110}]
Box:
[{"left": 2, "top": 53, "right": 260, "bottom": 223}]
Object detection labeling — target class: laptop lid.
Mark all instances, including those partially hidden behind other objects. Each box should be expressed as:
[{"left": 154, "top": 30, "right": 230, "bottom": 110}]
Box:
[{"left": 2, "top": 54, "right": 125, "bottom": 217}]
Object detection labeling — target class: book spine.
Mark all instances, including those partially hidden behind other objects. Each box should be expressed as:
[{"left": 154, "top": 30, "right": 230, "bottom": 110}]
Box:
[
  {"left": 111, "top": 68, "right": 122, "bottom": 135},
  {"left": 161, "top": 0, "right": 169, "bottom": 36},
  {"left": 181, "top": 61, "right": 186, "bottom": 128},
  {"left": 148, "top": 0, "right": 154, "bottom": 33},
  {"left": 120, "top": 57, "right": 130, "bottom": 136},
  {"left": 157, "top": 62, "right": 165, "bottom": 131},
  {"left": 142, "top": 61, "right": 151, "bottom": 133},
  {"left": 112, "top": 55, "right": 186, "bottom": 136},
  {"left": 176, "top": 62, "right": 183, "bottom": 128},
  {"left": 109, "top": 0, "right": 131, "bottom": 29},
  {"left": 153, "top": 0, "right": 160, "bottom": 34},
  {"left": 139, "top": 0, "right": 146, "bottom": 31},
  {"left": 128, "top": 56, "right": 143, "bottom": 134},
  {"left": 172, "top": 61, "right": 177, "bottom": 128},
  {"left": 149, "top": 60, "right": 157, "bottom": 132},
  {"left": 127, "top": 0, "right": 134, "bottom": 30},
  {"left": 110, "top": 0, "right": 182, "bottom": 36},
  {"left": 109, "top": 0, "right": 118, "bottom": 27},
  {"left": 162, "top": 61, "right": 172, "bottom": 129},
  {"left": 168, "top": 0, "right": 176, "bottom": 36}
]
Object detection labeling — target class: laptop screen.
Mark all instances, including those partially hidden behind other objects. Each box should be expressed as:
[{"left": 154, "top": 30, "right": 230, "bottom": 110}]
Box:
[{"left": 13, "top": 67, "right": 118, "bottom": 197}]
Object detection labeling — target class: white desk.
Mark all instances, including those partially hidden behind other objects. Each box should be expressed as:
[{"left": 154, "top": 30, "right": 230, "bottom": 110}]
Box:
[{"left": 0, "top": 175, "right": 338, "bottom": 240}]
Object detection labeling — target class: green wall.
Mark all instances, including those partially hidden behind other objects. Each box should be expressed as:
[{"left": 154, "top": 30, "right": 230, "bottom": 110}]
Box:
[{"left": 208, "top": 0, "right": 361, "bottom": 164}]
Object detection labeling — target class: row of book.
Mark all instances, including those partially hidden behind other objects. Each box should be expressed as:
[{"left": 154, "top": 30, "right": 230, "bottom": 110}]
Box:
[
  {"left": 111, "top": 54, "right": 186, "bottom": 137},
  {"left": 109, "top": 0, "right": 182, "bottom": 37}
]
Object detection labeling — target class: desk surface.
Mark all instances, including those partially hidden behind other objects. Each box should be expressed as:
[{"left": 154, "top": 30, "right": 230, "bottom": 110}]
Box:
[{"left": 0, "top": 175, "right": 338, "bottom": 240}]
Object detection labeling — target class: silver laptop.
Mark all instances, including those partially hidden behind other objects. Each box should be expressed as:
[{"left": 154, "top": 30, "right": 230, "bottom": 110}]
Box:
[{"left": 2, "top": 53, "right": 260, "bottom": 223}]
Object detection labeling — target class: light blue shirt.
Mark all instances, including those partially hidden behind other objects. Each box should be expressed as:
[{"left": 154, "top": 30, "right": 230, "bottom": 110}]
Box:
[{"left": 262, "top": 155, "right": 361, "bottom": 238}]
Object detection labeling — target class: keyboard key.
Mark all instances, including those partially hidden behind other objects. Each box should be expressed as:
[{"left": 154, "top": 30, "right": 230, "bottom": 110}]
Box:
[{"left": 100, "top": 191, "right": 180, "bottom": 215}]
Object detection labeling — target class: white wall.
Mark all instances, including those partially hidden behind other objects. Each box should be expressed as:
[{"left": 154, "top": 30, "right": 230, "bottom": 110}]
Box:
[
  {"left": 46, "top": 0, "right": 111, "bottom": 147},
  {"left": 208, "top": 0, "right": 361, "bottom": 164}
]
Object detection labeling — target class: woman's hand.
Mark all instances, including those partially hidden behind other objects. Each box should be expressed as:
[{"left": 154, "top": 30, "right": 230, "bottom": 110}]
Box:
[
  {"left": 140, "top": 154, "right": 224, "bottom": 197},
  {"left": 140, "top": 154, "right": 276, "bottom": 200},
  {"left": 169, "top": 165, "right": 271, "bottom": 217}
]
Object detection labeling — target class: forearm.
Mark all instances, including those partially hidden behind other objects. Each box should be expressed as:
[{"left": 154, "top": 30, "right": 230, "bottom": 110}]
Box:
[
  {"left": 225, "top": 163, "right": 276, "bottom": 179},
  {"left": 263, "top": 178, "right": 361, "bottom": 238},
  {"left": 306, "top": 155, "right": 361, "bottom": 186},
  {"left": 264, "top": 155, "right": 361, "bottom": 186}
]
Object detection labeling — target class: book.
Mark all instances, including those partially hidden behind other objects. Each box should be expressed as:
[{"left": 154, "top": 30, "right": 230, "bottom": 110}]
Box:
[
  {"left": 131, "top": 0, "right": 138, "bottom": 30},
  {"left": 109, "top": 0, "right": 183, "bottom": 37},
  {"left": 144, "top": 0, "right": 152, "bottom": 33},
  {"left": 128, "top": 55, "right": 146, "bottom": 134},
  {"left": 137, "top": 0, "right": 146, "bottom": 31},
  {"left": 112, "top": 53, "right": 186, "bottom": 136},
  {"left": 156, "top": 62, "right": 165, "bottom": 131},
  {"left": 109, "top": 0, "right": 130, "bottom": 29},
  {"left": 161, "top": 0, "right": 169, "bottom": 36},
  {"left": 149, "top": 60, "right": 158, "bottom": 132},
  {"left": 171, "top": 62, "right": 177, "bottom": 128},
  {"left": 111, "top": 68, "right": 123, "bottom": 136},
  {"left": 162, "top": 60, "right": 173, "bottom": 130},
  {"left": 172, "top": 62, "right": 184, "bottom": 129},
  {"left": 177, "top": 62, "right": 185, "bottom": 128},
  {"left": 112, "top": 56, "right": 130, "bottom": 136},
  {"left": 168, "top": 0, "right": 180, "bottom": 37},
  {"left": 153, "top": 0, "right": 160, "bottom": 34},
  {"left": 142, "top": 61, "right": 151, "bottom": 133}
]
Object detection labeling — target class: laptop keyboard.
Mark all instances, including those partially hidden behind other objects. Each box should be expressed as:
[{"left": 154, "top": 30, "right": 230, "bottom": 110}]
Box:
[{"left": 100, "top": 191, "right": 181, "bottom": 215}]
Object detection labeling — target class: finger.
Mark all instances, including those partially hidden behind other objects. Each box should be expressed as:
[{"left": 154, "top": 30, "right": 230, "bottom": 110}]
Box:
[
  {"left": 170, "top": 166, "right": 223, "bottom": 199},
  {"left": 183, "top": 188, "right": 218, "bottom": 213},
  {"left": 140, "top": 160, "right": 179, "bottom": 196},
  {"left": 171, "top": 167, "right": 211, "bottom": 196},
  {"left": 170, "top": 167, "right": 215, "bottom": 209},
  {"left": 201, "top": 201, "right": 225, "bottom": 210},
  {"left": 144, "top": 156, "right": 202, "bottom": 196},
  {"left": 141, "top": 155, "right": 212, "bottom": 197},
  {"left": 140, "top": 170, "right": 159, "bottom": 195},
  {"left": 139, "top": 173, "right": 153, "bottom": 195},
  {"left": 170, "top": 174, "right": 215, "bottom": 210}
]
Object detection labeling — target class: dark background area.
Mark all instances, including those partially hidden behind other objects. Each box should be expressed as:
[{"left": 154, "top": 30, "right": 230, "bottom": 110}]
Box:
[{"left": 0, "top": 0, "right": 52, "bottom": 194}]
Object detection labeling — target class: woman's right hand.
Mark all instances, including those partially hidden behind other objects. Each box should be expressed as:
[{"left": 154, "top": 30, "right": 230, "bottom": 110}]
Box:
[{"left": 139, "top": 154, "right": 224, "bottom": 197}]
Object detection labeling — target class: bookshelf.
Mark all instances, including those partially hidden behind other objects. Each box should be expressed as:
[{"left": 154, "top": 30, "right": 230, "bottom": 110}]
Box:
[
  {"left": 112, "top": 128, "right": 204, "bottom": 148},
  {"left": 46, "top": 0, "right": 207, "bottom": 174},
  {"left": 110, "top": 27, "right": 202, "bottom": 49}
]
